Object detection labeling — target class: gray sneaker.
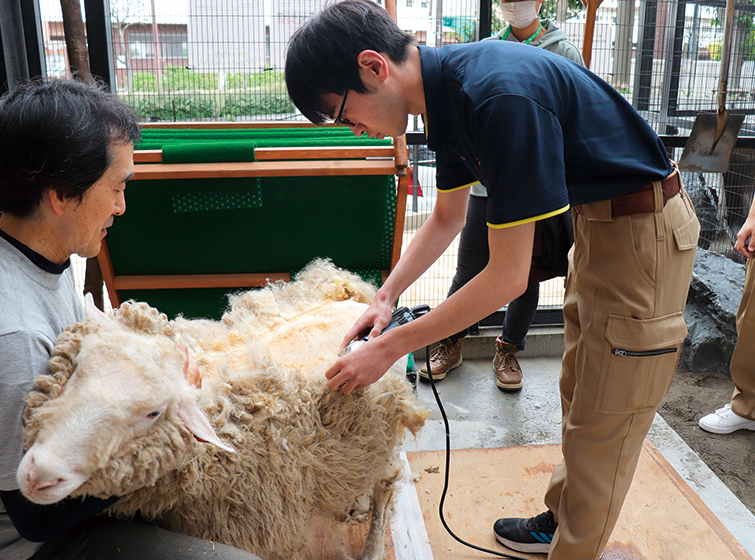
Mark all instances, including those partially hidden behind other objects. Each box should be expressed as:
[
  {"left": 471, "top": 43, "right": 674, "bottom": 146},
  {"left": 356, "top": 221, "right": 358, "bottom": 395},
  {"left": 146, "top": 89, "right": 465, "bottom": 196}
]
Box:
[{"left": 493, "top": 510, "right": 556, "bottom": 554}]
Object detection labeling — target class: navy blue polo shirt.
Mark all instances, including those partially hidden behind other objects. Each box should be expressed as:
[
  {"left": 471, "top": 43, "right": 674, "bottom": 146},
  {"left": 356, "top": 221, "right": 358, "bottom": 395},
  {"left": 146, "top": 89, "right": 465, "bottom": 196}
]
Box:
[{"left": 419, "top": 42, "right": 673, "bottom": 228}]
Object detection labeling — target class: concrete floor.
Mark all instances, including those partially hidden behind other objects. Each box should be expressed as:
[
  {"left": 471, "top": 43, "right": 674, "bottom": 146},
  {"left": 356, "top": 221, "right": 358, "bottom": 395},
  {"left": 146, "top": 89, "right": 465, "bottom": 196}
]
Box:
[{"left": 401, "top": 337, "right": 755, "bottom": 557}]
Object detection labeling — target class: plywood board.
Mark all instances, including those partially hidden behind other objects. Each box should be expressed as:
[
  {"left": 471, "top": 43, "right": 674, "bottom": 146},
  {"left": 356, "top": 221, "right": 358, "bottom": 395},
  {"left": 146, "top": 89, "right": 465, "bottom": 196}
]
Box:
[
  {"left": 307, "top": 441, "right": 752, "bottom": 560},
  {"left": 306, "top": 514, "right": 395, "bottom": 560},
  {"left": 401, "top": 442, "right": 753, "bottom": 560}
]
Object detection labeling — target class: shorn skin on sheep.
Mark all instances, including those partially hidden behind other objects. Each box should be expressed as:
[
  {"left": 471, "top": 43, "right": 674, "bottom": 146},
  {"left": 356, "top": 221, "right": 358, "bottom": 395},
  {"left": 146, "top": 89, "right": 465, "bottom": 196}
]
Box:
[{"left": 17, "top": 259, "right": 428, "bottom": 560}]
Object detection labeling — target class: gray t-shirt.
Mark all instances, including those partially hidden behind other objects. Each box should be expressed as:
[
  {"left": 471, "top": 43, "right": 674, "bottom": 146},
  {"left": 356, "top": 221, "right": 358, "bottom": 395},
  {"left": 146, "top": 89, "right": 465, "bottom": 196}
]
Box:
[{"left": 0, "top": 234, "right": 84, "bottom": 557}]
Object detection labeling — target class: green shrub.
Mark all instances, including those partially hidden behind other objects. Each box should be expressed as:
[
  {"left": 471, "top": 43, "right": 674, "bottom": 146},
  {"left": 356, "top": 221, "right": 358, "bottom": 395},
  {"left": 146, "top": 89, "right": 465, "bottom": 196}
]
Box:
[
  {"left": 121, "top": 91, "right": 294, "bottom": 121},
  {"left": 708, "top": 40, "right": 722, "bottom": 61},
  {"left": 744, "top": 30, "right": 755, "bottom": 62},
  {"left": 122, "top": 93, "right": 218, "bottom": 120},
  {"left": 162, "top": 64, "right": 218, "bottom": 92},
  {"left": 121, "top": 67, "right": 295, "bottom": 121},
  {"left": 249, "top": 70, "right": 286, "bottom": 89},
  {"left": 220, "top": 91, "right": 294, "bottom": 119},
  {"left": 132, "top": 71, "right": 158, "bottom": 92},
  {"left": 226, "top": 73, "right": 249, "bottom": 90}
]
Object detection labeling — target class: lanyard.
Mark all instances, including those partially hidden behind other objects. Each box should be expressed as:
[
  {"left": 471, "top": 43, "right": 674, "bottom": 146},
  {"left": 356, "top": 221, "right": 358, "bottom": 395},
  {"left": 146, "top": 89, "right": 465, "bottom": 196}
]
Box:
[{"left": 500, "top": 22, "right": 544, "bottom": 45}]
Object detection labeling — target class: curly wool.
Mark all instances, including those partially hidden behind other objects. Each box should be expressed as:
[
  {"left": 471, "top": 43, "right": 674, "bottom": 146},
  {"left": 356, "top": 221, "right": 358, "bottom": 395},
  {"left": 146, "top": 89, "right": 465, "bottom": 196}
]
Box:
[
  {"left": 222, "top": 258, "right": 377, "bottom": 335},
  {"left": 23, "top": 259, "right": 428, "bottom": 560}
]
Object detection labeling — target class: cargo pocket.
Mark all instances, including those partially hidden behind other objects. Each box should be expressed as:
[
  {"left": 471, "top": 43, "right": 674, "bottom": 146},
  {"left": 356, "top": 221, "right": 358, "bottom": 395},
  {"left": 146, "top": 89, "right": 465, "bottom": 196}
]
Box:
[
  {"left": 673, "top": 213, "right": 700, "bottom": 251},
  {"left": 594, "top": 313, "right": 688, "bottom": 414}
]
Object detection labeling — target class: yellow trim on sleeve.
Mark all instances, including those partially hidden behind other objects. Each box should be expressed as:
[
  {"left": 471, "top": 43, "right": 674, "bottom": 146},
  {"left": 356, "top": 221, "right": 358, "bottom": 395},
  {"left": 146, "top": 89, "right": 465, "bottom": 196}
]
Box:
[
  {"left": 437, "top": 181, "right": 478, "bottom": 193},
  {"left": 487, "top": 204, "right": 571, "bottom": 229}
]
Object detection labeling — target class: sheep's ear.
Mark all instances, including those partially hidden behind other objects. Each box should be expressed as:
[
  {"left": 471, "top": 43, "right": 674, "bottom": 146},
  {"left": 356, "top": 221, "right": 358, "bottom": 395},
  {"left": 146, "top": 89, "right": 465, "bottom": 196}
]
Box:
[
  {"left": 176, "top": 401, "right": 235, "bottom": 453},
  {"left": 84, "top": 293, "right": 118, "bottom": 327}
]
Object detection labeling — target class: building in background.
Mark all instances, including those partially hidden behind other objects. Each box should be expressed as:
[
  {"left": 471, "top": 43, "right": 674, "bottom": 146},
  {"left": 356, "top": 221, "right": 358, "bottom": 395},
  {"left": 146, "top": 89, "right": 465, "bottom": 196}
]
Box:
[{"left": 28, "top": 0, "right": 755, "bottom": 310}]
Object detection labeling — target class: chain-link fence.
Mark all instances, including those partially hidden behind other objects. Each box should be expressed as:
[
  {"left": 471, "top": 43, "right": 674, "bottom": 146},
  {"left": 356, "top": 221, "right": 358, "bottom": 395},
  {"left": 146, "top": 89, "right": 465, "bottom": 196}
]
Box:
[{"left": 39, "top": 0, "right": 755, "bottom": 317}]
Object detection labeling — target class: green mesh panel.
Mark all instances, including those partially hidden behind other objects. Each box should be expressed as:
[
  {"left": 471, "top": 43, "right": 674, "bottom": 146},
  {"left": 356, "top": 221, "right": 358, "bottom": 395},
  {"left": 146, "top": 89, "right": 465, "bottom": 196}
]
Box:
[
  {"left": 121, "top": 128, "right": 398, "bottom": 319},
  {"left": 140, "top": 127, "right": 355, "bottom": 138},
  {"left": 120, "top": 266, "right": 383, "bottom": 321},
  {"left": 118, "top": 288, "right": 238, "bottom": 320},
  {"left": 136, "top": 127, "right": 387, "bottom": 148},
  {"left": 171, "top": 180, "right": 262, "bottom": 213},
  {"left": 162, "top": 141, "right": 257, "bottom": 163},
  {"left": 138, "top": 139, "right": 392, "bottom": 153},
  {"left": 108, "top": 174, "right": 397, "bottom": 319}
]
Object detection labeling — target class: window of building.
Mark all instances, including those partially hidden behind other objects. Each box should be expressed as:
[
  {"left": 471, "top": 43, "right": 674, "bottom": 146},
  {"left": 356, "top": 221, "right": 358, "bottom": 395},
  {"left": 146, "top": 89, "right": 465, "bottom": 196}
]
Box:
[
  {"left": 129, "top": 32, "right": 155, "bottom": 59},
  {"left": 161, "top": 32, "right": 188, "bottom": 59}
]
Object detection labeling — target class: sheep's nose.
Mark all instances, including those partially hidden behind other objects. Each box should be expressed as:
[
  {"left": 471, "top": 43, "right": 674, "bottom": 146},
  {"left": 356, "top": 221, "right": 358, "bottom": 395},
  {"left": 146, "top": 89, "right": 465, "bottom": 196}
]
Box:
[
  {"left": 29, "top": 476, "right": 64, "bottom": 493},
  {"left": 25, "top": 456, "right": 64, "bottom": 494}
]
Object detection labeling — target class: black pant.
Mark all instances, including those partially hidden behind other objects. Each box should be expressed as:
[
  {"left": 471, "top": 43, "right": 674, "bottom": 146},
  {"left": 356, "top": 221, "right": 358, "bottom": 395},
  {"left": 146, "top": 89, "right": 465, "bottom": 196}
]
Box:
[{"left": 448, "top": 194, "right": 540, "bottom": 350}]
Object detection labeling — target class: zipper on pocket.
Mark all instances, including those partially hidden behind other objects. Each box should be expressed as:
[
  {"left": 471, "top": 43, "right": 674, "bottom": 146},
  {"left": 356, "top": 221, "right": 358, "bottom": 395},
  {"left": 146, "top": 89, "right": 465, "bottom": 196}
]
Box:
[{"left": 612, "top": 348, "right": 677, "bottom": 358}]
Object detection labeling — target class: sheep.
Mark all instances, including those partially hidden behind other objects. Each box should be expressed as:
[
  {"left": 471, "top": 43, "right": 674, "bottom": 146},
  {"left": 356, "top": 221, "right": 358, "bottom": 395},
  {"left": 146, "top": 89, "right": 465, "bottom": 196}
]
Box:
[{"left": 17, "top": 259, "right": 428, "bottom": 560}]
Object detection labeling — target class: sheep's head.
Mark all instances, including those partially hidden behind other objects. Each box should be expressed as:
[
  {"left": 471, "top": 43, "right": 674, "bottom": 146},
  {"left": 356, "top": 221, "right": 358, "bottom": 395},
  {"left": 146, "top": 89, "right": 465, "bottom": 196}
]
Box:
[{"left": 17, "top": 300, "right": 233, "bottom": 506}]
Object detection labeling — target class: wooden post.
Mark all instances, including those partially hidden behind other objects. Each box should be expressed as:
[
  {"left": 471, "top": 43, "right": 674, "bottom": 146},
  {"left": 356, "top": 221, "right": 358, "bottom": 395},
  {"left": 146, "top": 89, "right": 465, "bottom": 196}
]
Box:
[
  {"left": 60, "top": 0, "right": 106, "bottom": 309},
  {"left": 385, "top": 0, "right": 397, "bottom": 22},
  {"left": 581, "top": 0, "right": 604, "bottom": 70}
]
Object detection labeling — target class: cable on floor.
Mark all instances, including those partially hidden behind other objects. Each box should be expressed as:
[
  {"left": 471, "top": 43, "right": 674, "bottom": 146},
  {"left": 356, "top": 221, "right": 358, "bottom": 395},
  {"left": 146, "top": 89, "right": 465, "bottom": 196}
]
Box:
[{"left": 424, "top": 344, "right": 530, "bottom": 560}]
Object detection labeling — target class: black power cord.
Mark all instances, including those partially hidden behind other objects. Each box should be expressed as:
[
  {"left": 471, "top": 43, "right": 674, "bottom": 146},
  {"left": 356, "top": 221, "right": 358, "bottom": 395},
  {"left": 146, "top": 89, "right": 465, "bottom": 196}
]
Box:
[{"left": 423, "top": 343, "right": 529, "bottom": 560}]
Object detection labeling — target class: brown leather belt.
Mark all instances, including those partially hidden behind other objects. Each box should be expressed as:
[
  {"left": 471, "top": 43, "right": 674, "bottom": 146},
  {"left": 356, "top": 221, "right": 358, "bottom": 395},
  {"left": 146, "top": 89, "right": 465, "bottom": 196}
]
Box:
[{"left": 575, "top": 165, "right": 682, "bottom": 217}]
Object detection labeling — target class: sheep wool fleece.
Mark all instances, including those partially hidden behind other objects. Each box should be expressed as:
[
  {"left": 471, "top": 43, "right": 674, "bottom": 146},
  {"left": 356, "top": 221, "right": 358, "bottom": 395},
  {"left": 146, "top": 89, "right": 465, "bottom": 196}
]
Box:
[
  {"left": 0, "top": 234, "right": 83, "bottom": 559},
  {"left": 20, "top": 260, "right": 428, "bottom": 560}
]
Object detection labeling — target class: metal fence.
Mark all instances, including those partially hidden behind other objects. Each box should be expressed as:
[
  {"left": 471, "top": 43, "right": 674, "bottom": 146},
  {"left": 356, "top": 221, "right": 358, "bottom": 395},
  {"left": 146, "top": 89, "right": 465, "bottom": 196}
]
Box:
[{"left": 39, "top": 0, "right": 755, "bottom": 319}]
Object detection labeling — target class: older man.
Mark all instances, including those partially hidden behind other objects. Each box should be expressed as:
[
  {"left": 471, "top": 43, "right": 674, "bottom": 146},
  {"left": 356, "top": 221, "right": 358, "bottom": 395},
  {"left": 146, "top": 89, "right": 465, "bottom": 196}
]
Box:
[{"left": 0, "top": 80, "right": 261, "bottom": 560}]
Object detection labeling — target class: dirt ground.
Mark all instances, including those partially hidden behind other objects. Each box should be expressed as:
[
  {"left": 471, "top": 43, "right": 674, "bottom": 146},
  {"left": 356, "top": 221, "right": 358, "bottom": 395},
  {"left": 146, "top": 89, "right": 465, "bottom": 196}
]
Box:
[{"left": 658, "top": 366, "right": 755, "bottom": 515}]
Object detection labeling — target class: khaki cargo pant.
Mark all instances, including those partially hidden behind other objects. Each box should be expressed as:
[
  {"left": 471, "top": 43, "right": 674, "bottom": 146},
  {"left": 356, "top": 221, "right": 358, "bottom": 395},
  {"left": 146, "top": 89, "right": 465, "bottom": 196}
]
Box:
[
  {"left": 731, "top": 256, "right": 755, "bottom": 419},
  {"left": 543, "top": 179, "right": 700, "bottom": 560}
]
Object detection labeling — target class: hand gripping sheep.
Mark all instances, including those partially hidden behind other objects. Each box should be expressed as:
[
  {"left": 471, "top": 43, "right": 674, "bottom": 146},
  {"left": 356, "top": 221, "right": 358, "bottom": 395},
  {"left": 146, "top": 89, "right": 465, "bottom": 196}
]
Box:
[{"left": 17, "top": 260, "right": 428, "bottom": 560}]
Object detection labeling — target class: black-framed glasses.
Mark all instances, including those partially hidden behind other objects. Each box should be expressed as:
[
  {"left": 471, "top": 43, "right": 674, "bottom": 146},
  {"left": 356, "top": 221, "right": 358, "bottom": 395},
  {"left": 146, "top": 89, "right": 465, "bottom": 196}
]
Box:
[{"left": 333, "top": 90, "right": 353, "bottom": 126}]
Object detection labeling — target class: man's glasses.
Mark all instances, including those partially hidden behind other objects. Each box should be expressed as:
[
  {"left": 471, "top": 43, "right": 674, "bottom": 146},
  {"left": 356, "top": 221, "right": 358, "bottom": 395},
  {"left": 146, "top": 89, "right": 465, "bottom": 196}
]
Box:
[{"left": 333, "top": 90, "right": 354, "bottom": 126}]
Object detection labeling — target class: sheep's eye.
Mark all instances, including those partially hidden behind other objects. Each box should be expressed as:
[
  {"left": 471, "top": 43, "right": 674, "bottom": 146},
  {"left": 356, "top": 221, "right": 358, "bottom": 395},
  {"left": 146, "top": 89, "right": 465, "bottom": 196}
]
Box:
[{"left": 147, "top": 411, "right": 161, "bottom": 418}]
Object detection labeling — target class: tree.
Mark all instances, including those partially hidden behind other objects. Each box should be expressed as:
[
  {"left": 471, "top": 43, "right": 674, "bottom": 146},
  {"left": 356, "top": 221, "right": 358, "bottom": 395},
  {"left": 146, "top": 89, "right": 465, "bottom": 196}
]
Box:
[
  {"left": 59, "top": 0, "right": 103, "bottom": 308},
  {"left": 60, "top": 0, "right": 92, "bottom": 82},
  {"left": 110, "top": 0, "right": 149, "bottom": 92},
  {"left": 728, "top": 1, "right": 755, "bottom": 93}
]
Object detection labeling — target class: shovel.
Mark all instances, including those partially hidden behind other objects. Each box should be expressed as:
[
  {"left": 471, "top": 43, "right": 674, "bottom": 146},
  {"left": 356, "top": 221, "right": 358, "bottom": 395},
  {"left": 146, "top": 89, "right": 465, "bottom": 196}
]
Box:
[
  {"left": 581, "top": 0, "right": 604, "bottom": 69},
  {"left": 679, "top": 0, "right": 744, "bottom": 173}
]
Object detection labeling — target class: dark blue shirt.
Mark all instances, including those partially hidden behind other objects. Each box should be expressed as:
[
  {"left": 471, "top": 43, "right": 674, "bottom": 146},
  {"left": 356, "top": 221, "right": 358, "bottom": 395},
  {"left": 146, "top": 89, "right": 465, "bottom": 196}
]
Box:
[{"left": 419, "top": 41, "right": 673, "bottom": 227}]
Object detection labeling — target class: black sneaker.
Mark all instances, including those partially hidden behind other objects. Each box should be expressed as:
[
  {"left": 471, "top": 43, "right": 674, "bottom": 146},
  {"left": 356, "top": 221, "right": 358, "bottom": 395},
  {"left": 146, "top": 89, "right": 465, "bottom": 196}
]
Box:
[{"left": 493, "top": 510, "right": 557, "bottom": 554}]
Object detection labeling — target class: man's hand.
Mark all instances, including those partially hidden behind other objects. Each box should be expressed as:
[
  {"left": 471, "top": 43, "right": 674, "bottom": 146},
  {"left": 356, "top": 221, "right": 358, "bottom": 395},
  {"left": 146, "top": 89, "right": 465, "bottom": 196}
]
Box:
[
  {"left": 338, "top": 299, "right": 394, "bottom": 350},
  {"left": 735, "top": 215, "right": 755, "bottom": 259},
  {"left": 325, "top": 336, "right": 399, "bottom": 394}
]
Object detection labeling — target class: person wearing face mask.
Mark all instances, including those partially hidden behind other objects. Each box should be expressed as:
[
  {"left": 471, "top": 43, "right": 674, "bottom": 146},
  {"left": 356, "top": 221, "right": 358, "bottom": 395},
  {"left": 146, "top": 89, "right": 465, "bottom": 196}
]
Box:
[
  {"left": 494, "top": 0, "right": 582, "bottom": 62},
  {"left": 419, "top": 0, "right": 583, "bottom": 391}
]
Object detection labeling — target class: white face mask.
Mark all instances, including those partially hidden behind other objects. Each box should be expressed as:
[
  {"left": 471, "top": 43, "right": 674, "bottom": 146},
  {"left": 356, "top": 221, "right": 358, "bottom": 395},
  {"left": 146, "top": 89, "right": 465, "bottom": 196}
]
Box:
[{"left": 500, "top": 1, "right": 540, "bottom": 29}]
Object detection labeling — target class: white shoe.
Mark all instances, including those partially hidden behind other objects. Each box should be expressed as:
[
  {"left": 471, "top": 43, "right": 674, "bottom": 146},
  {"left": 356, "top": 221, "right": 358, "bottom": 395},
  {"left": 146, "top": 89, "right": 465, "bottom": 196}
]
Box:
[{"left": 698, "top": 404, "right": 755, "bottom": 434}]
